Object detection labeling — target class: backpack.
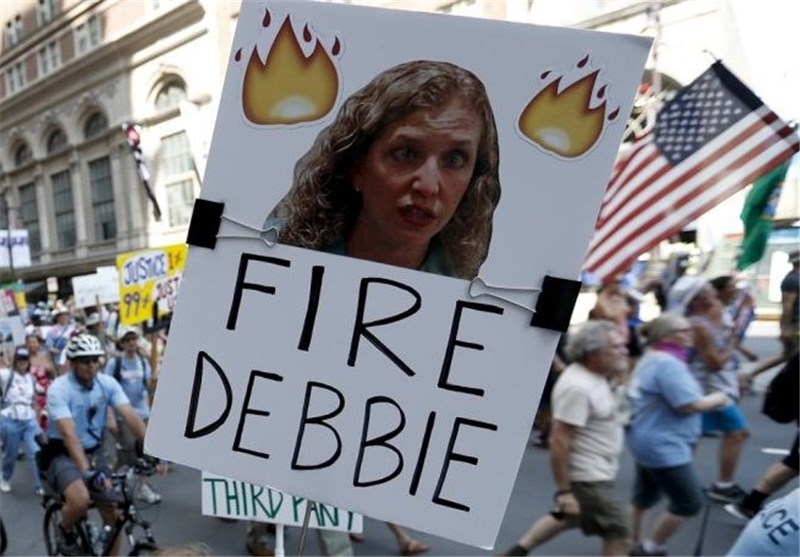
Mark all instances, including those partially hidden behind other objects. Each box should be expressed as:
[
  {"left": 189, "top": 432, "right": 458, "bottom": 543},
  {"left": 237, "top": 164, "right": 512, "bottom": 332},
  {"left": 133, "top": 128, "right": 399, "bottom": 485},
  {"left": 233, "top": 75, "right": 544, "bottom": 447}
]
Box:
[
  {"left": 762, "top": 354, "right": 799, "bottom": 424},
  {"left": 112, "top": 354, "right": 149, "bottom": 389}
]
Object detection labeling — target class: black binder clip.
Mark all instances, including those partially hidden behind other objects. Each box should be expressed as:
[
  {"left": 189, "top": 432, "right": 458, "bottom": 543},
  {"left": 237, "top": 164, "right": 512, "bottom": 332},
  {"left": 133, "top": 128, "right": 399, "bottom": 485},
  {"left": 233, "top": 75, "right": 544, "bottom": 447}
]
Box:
[
  {"left": 185, "top": 198, "right": 279, "bottom": 250},
  {"left": 529, "top": 275, "right": 582, "bottom": 332},
  {"left": 186, "top": 198, "right": 224, "bottom": 249}
]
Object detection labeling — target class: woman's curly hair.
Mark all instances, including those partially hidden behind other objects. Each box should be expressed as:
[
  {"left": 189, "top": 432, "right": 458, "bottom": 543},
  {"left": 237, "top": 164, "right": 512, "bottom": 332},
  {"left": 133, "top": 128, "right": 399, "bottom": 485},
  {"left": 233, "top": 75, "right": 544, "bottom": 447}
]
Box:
[{"left": 274, "top": 60, "right": 501, "bottom": 279}]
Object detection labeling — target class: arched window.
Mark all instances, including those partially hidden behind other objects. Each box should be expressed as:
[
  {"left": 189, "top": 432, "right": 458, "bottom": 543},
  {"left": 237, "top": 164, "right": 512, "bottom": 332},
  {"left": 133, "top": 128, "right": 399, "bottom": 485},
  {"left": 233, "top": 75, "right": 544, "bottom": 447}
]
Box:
[
  {"left": 154, "top": 79, "right": 187, "bottom": 111},
  {"left": 84, "top": 111, "right": 108, "bottom": 139},
  {"left": 47, "top": 128, "right": 68, "bottom": 154},
  {"left": 13, "top": 142, "right": 33, "bottom": 167}
]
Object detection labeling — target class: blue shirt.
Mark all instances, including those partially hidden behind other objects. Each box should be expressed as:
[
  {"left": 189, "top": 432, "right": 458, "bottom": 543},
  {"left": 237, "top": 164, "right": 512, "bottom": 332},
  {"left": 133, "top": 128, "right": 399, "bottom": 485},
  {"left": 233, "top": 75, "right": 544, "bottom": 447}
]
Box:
[
  {"left": 626, "top": 349, "right": 704, "bottom": 468},
  {"left": 46, "top": 372, "right": 130, "bottom": 450},
  {"left": 104, "top": 354, "right": 151, "bottom": 420}
]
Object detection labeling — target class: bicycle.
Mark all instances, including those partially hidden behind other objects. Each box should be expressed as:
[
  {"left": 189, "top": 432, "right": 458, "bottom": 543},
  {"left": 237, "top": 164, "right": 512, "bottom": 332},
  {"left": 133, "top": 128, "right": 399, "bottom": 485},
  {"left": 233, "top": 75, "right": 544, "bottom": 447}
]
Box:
[{"left": 41, "top": 456, "right": 159, "bottom": 556}]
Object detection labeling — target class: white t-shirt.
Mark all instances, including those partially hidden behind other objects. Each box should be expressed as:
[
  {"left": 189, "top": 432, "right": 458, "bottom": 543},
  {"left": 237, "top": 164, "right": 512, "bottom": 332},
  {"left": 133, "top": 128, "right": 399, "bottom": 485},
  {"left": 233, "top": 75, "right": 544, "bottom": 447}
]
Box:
[
  {"left": 552, "top": 362, "right": 624, "bottom": 482},
  {"left": 0, "top": 367, "right": 37, "bottom": 421}
]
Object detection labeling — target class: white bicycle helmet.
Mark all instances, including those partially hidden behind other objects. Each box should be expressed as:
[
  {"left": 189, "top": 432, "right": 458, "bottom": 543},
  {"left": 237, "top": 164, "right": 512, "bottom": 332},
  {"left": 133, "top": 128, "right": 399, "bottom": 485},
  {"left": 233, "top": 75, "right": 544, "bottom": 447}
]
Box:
[{"left": 66, "top": 333, "right": 105, "bottom": 359}]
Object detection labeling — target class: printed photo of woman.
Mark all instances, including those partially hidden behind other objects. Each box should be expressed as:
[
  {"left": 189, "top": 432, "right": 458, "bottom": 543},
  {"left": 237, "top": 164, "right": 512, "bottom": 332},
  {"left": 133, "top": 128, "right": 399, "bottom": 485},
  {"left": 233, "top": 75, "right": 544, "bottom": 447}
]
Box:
[{"left": 267, "top": 59, "right": 501, "bottom": 280}]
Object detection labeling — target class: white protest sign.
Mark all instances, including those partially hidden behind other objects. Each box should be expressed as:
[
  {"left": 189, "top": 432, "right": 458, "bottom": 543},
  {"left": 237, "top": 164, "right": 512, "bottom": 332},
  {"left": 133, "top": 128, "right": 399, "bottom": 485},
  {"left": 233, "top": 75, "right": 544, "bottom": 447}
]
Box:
[
  {"left": 0, "top": 230, "right": 31, "bottom": 268},
  {"left": 0, "top": 316, "right": 25, "bottom": 346},
  {"left": 201, "top": 472, "right": 363, "bottom": 532},
  {"left": 72, "top": 271, "right": 120, "bottom": 308},
  {"left": 147, "top": 1, "right": 651, "bottom": 548}
]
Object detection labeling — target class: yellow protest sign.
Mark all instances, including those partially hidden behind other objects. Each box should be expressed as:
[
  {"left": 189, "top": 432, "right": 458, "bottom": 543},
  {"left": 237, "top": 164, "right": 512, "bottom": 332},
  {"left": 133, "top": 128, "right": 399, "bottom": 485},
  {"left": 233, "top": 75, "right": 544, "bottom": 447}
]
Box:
[{"left": 116, "top": 244, "right": 187, "bottom": 326}]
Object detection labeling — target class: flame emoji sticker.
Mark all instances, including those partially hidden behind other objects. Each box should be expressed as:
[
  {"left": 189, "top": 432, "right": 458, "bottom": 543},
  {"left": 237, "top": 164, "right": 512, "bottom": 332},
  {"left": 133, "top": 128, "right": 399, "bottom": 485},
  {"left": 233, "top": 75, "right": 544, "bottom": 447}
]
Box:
[
  {"left": 518, "top": 57, "right": 618, "bottom": 159},
  {"left": 241, "top": 15, "right": 340, "bottom": 126}
]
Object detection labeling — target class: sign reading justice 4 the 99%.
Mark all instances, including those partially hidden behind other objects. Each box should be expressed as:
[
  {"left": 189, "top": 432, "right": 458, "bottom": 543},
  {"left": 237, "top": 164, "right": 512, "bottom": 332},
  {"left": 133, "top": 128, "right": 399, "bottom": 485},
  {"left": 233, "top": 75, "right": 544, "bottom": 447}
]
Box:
[{"left": 116, "top": 244, "right": 187, "bottom": 326}]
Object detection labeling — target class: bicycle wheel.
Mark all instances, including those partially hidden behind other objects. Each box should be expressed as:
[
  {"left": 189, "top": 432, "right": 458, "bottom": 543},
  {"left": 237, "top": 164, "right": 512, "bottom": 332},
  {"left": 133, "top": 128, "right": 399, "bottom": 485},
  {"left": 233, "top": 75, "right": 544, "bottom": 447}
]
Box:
[{"left": 42, "top": 502, "right": 63, "bottom": 556}]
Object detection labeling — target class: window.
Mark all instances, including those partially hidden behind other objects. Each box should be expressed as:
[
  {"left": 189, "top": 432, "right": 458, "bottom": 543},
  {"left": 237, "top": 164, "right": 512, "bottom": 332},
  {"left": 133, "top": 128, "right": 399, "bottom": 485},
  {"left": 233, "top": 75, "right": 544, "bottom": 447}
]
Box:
[
  {"left": 166, "top": 180, "right": 194, "bottom": 227},
  {"left": 52, "top": 170, "right": 76, "bottom": 249},
  {"left": 161, "top": 132, "right": 193, "bottom": 176},
  {"left": 38, "top": 40, "right": 61, "bottom": 76},
  {"left": 46, "top": 129, "right": 68, "bottom": 154},
  {"left": 19, "top": 183, "right": 41, "bottom": 254},
  {"left": 4, "top": 61, "right": 26, "bottom": 94},
  {"left": 75, "top": 14, "right": 101, "bottom": 55},
  {"left": 160, "top": 132, "right": 195, "bottom": 226},
  {"left": 154, "top": 79, "right": 187, "bottom": 111},
  {"left": 13, "top": 142, "right": 32, "bottom": 167},
  {"left": 37, "top": 0, "right": 59, "bottom": 27},
  {"left": 89, "top": 157, "right": 116, "bottom": 240},
  {"left": 4, "top": 15, "right": 23, "bottom": 49},
  {"left": 83, "top": 111, "right": 108, "bottom": 140}
]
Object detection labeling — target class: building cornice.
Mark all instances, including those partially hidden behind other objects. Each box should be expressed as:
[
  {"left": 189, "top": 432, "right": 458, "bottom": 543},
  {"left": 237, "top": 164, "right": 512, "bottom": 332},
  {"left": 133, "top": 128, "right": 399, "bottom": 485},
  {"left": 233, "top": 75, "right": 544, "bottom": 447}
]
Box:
[{"left": 0, "top": 0, "right": 205, "bottom": 122}]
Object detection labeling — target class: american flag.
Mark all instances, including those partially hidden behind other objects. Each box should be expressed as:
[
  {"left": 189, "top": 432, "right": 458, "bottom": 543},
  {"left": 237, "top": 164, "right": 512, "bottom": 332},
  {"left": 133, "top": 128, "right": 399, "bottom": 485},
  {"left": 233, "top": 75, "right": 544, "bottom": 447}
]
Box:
[{"left": 583, "top": 61, "right": 799, "bottom": 281}]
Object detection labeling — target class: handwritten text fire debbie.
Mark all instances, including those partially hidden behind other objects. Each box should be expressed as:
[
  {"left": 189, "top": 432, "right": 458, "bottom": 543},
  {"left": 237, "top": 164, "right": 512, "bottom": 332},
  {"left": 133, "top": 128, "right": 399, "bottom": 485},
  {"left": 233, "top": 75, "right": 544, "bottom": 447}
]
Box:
[
  {"left": 201, "top": 472, "right": 363, "bottom": 531},
  {"left": 184, "top": 252, "right": 505, "bottom": 513}
]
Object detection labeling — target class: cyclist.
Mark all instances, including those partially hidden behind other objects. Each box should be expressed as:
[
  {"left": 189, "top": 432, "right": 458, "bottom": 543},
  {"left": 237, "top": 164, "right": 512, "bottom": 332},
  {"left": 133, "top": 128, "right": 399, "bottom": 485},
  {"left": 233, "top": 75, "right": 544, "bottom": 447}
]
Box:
[{"left": 45, "top": 333, "right": 146, "bottom": 556}]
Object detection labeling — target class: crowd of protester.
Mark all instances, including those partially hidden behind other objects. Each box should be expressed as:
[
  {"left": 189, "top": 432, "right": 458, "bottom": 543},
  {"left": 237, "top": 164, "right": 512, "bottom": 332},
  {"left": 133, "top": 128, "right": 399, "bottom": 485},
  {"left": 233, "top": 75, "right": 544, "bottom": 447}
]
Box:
[
  {"left": 510, "top": 249, "right": 799, "bottom": 557},
  {"left": 1, "top": 251, "right": 797, "bottom": 557},
  {"left": 0, "top": 299, "right": 164, "bottom": 555}
]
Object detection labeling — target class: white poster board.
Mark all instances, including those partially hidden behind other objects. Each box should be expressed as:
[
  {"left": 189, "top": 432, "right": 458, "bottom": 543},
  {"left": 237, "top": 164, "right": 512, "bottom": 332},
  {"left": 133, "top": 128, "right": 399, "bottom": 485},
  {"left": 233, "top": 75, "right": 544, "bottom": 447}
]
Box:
[
  {"left": 147, "top": 1, "right": 650, "bottom": 548},
  {"left": 201, "top": 472, "right": 363, "bottom": 532},
  {"left": 71, "top": 270, "right": 120, "bottom": 308},
  {"left": 0, "top": 230, "right": 31, "bottom": 268},
  {"left": 0, "top": 315, "right": 25, "bottom": 346}
]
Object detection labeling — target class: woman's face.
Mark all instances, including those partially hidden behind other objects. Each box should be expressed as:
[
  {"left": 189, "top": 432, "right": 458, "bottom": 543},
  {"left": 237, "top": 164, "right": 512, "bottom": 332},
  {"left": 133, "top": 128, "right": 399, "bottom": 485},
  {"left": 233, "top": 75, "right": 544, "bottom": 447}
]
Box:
[
  {"left": 351, "top": 97, "right": 482, "bottom": 254},
  {"left": 26, "top": 336, "right": 39, "bottom": 352}
]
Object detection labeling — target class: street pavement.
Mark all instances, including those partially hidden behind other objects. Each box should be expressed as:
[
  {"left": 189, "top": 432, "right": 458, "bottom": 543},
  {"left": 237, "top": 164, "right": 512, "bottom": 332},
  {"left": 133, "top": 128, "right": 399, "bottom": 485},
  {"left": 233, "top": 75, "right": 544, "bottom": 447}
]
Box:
[{"left": 1, "top": 326, "right": 797, "bottom": 556}]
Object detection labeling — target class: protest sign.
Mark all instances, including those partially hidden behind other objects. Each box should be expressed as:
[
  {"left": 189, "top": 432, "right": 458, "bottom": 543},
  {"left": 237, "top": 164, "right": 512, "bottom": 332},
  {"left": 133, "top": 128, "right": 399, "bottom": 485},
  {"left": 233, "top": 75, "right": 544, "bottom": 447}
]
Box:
[
  {"left": 116, "top": 244, "right": 187, "bottom": 326},
  {"left": 0, "top": 230, "right": 31, "bottom": 268},
  {"left": 0, "top": 289, "right": 18, "bottom": 318},
  {"left": 0, "top": 316, "right": 25, "bottom": 346},
  {"left": 201, "top": 472, "right": 363, "bottom": 532},
  {"left": 147, "top": 1, "right": 651, "bottom": 547},
  {"left": 72, "top": 269, "right": 120, "bottom": 308}
]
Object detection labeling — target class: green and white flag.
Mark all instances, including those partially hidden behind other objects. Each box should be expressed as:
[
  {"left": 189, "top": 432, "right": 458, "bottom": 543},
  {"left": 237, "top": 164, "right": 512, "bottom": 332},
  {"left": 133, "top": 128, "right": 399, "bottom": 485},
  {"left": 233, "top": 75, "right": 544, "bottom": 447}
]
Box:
[{"left": 737, "top": 160, "right": 790, "bottom": 270}]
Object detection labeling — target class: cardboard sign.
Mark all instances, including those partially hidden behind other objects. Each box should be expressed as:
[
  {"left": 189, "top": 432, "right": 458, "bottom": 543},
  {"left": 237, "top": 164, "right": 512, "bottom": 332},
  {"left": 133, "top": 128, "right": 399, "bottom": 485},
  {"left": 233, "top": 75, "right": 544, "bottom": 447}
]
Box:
[
  {"left": 72, "top": 270, "right": 120, "bottom": 309},
  {"left": 147, "top": 1, "right": 650, "bottom": 548},
  {"left": 116, "top": 244, "right": 187, "bottom": 326},
  {"left": 201, "top": 472, "right": 363, "bottom": 532}
]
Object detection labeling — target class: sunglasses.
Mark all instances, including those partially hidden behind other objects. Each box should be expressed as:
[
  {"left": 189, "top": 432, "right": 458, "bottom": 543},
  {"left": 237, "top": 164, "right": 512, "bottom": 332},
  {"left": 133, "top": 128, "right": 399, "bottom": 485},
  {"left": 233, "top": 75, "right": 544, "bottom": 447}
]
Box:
[{"left": 75, "top": 356, "right": 101, "bottom": 365}]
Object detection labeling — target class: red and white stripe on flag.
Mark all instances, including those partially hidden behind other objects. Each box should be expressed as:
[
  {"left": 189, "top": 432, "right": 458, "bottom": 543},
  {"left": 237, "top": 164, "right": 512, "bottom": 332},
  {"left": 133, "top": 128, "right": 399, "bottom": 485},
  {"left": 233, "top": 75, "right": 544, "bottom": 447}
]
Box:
[{"left": 583, "top": 62, "right": 799, "bottom": 282}]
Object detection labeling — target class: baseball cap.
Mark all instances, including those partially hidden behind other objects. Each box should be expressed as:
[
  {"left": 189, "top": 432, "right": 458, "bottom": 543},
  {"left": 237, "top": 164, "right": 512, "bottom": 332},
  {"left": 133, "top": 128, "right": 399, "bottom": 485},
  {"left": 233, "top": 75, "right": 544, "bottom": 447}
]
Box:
[
  {"left": 52, "top": 307, "right": 70, "bottom": 318},
  {"left": 85, "top": 312, "right": 102, "bottom": 326},
  {"left": 667, "top": 276, "right": 709, "bottom": 316},
  {"left": 14, "top": 347, "right": 30, "bottom": 360},
  {"left": 117, "top": 325, "right": 140, "bottom": 340}
]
